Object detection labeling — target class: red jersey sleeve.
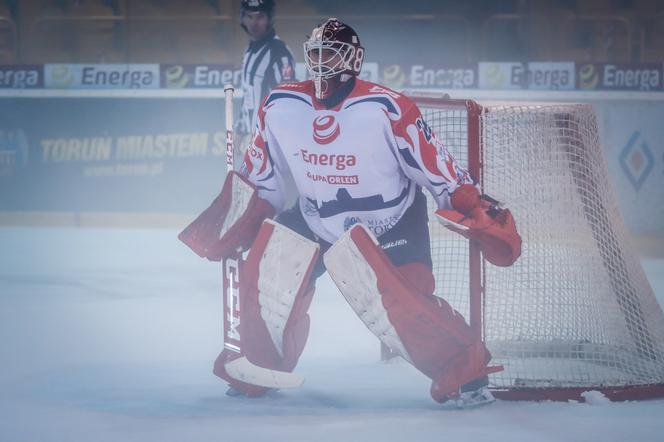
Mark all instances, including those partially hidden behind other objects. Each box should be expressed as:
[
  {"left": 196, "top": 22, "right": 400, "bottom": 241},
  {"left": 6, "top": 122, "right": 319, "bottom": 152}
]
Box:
[{"left": 390, "top": 98, "right": 473, "bottom": 209}]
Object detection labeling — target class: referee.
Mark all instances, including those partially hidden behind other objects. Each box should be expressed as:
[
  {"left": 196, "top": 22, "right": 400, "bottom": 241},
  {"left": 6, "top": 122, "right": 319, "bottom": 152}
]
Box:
[{"left": 236, "top": 0, "right": 296, "bottom": 149}]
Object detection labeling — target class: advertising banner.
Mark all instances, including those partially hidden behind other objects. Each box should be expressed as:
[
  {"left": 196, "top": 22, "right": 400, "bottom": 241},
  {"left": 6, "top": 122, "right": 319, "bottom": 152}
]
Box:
[
  {"left": 44, "top": 64, "right": 161, "bottom": 89},
  {"left": 0, "top": 62, "right": 660, "bottom": 92},
  {"left": 380, "top": 63, "right": 477, "bottom": 90},
  {"left": 0, "top": 65, "right": 43, "bottom": 89},
  {"left": 478, "top": 62, "right": 523, "bottom": 90},
  {"left": 521, "top": 62, "right": 575, "bottom": 90},
  {"left": 479, "top": 62, "right": 575, "bottom": 90},
  {"left": 577, "top": 63, "right": 663, "bottom": 91},
  {"left": 593, "top": 101, "right": 664, "bottom": 236},
  {"left": 161, "top": 64, "right": 242, "bottom": 89},
  {"left": 0, "top": 98, "right": 228, "bottom": 214}
]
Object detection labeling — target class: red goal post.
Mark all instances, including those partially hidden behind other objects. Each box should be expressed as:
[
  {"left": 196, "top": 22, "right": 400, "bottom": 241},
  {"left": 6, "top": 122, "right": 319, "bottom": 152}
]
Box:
[{"left": 410, "top": 95, "right": 664, "bottom": 401}]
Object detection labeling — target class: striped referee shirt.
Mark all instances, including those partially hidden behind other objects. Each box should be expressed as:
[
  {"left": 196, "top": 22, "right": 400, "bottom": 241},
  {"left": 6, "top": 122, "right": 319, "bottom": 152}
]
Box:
[{"left": 238, "top": 29, "right": 295, "bottom": 136}]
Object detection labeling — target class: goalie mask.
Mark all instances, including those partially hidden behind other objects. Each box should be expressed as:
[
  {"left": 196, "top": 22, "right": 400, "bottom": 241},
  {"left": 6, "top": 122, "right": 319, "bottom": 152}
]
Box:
[{"left": 304, "top": 18, "right": 364, "bottom": 100}]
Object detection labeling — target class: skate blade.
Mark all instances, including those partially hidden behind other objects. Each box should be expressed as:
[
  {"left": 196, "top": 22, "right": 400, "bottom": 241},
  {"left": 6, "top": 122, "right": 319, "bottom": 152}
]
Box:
[
  {"left": 452, "top": 387, "right": 496, "bottom": 409},
  {"left": 225, "top": 356, "right": 304, "bottom": 389}
]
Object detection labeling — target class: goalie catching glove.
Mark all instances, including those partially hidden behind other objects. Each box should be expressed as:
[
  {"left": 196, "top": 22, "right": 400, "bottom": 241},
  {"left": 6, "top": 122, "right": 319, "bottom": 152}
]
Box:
[
  {"left": 436, "top": 184, "right": 521, "bottom": 267},
  {"left": 178, "top": 171, "right": 275, "bottom": 261}
]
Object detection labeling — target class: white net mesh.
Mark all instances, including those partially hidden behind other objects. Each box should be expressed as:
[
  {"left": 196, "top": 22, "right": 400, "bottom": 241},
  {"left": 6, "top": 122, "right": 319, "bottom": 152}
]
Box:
[{"left": 416, "top": 98, "right": 664, "bottom": 393}]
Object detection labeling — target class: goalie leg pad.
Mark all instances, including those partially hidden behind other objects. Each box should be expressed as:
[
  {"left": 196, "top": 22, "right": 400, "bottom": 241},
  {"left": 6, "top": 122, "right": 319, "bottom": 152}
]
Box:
[
  {"left": 213, "top": 219, "right": 319, "bottom": 393},
  {"left": 178, "top": 171, "right": 275, "bottom": 261},
  {"left": 324, "top": 224, "right": 499, "bottom": 401}
]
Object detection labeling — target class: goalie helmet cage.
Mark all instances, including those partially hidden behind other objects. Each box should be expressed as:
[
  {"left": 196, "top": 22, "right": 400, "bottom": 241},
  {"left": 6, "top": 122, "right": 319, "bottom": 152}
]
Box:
[{"left": 411, "top": 96, "right": 664, "bottom": 401}]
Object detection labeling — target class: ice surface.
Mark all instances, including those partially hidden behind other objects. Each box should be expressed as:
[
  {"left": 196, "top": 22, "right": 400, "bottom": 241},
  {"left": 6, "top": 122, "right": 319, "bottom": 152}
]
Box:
[{"left": 1, "top": 227, "right": 663, "bottom": 442}]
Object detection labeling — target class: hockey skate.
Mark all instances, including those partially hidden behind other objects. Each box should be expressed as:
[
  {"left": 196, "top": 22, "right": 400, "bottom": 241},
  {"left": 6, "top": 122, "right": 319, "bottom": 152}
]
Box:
[
  {"left": 446, "top": 376, "right": 496, "bottom": 409},
  {"left": 225, "top": 385, "right": 245, "bottom": 397}
]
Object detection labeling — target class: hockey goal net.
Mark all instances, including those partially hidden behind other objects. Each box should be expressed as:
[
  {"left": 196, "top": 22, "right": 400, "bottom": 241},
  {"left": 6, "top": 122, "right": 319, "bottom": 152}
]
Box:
[{"left": 412, "top": 96, "right": 664, "bottom": 401}]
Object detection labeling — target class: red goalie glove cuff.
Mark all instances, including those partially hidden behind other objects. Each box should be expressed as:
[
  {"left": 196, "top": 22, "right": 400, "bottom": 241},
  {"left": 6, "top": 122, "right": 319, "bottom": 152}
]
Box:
[
  {"left": 437, "top": 185, "right": 522, "bottom": 267},
  {"left": 450, "top": 184, "right": 482, "bottom": 216}
]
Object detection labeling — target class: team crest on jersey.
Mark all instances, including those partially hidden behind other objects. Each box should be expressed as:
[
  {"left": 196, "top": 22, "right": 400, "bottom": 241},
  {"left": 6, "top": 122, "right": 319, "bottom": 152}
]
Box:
[
  {"left": 343, "top": 216, "right": 362, "bottom": 231},
  {"left": 313, "top": 115, "right": 341, "bottom": 144}
]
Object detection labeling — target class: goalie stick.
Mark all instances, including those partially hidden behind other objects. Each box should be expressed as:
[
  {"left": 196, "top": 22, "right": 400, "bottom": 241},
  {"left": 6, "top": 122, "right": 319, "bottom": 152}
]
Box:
[
  {"left": 222, "top": 84, "right": 243, "bottom": 356},
  {"left": 221, "top": 84, "right": 303, "bottom": 390}
]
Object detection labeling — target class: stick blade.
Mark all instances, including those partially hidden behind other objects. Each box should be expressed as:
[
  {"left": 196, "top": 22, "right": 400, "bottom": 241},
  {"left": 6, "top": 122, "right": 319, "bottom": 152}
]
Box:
[{"left": 224, "top": 357, "right": 305, "bottom": 389}]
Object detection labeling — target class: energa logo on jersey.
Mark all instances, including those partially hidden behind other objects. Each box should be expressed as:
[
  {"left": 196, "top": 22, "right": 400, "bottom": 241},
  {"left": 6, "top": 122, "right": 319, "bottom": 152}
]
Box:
[{"left": 312, "top": 115, "right": 340, "bottom": 144}]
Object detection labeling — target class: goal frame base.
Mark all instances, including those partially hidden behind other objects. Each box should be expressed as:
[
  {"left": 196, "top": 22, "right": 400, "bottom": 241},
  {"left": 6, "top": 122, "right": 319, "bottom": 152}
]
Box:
[{"left": 491, "top": 384, "right": 664, "bottom": 402}]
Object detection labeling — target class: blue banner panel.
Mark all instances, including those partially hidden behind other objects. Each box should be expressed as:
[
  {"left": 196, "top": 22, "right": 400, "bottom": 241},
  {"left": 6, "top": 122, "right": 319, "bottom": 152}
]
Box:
[
  {"left": 0, "top": 65, "right": 43, "bottom": 89},
  {"left": 577, "top": 63, "right": 663, "bottom": 92},
  {"left": 0, "top": 98, "right": 230, "bottom": 214}
]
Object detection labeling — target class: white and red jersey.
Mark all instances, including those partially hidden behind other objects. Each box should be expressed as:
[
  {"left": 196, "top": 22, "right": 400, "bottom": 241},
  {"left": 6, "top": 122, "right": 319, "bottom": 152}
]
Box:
[{"left": 240, "top": 79, "right": 471, "bottom": 244}]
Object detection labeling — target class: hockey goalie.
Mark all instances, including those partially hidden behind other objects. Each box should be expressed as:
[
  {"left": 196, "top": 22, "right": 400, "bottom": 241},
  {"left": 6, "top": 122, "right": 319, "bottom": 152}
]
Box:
[{"left": 179, "top": 18, "right": 521, "bottom": 408}]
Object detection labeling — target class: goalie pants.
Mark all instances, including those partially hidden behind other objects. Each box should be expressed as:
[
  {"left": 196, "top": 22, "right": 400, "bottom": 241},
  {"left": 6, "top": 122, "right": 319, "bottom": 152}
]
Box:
[{"left": 277, "top": 187, "right": 433, "bottom": 280}]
